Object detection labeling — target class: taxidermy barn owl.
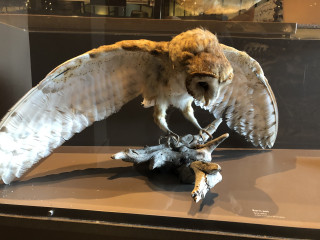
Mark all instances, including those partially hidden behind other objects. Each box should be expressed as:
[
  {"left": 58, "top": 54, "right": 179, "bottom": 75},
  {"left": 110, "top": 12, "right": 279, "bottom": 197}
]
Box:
[{"left": 0, "top": 28, "right": 278, "bottom": 184}]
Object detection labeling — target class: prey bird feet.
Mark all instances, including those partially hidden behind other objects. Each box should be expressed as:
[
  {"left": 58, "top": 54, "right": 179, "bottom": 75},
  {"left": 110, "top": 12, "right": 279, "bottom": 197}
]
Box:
[{"left": 190, "top": 161, "right": 221, "bottom": 202}]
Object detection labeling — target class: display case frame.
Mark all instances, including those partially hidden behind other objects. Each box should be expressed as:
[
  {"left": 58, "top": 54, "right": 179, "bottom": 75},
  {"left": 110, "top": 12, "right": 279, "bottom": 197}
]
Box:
[{"left": 0, "top": 12, "right": 320, "bottom": 239}]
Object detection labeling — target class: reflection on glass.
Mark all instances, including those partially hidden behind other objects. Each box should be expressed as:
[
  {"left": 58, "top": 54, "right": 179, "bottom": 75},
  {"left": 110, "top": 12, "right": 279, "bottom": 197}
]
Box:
[
  {"left": 1, "top": 0, "right": 320, "bottom": 25},
  {"left": 166, "top": 0, "right": 283, "bottom": 22},
  {"left": 0, "top": 0, "right": 155, "bottom": 18},
  {"left": 173, "top": 0, "right": 261, "bottom": 16}
]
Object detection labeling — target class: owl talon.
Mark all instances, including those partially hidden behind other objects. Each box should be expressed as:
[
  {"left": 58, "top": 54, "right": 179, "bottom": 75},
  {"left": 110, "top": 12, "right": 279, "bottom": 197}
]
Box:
[
  {"left": 158, "top": 132, "right": 180, "bottom": 146},
  {"left": 199, "top": 129, "right": 213, "bottom": 141},
  {"left": 168, "top": 132, "right": 180, "bottom": 144}
]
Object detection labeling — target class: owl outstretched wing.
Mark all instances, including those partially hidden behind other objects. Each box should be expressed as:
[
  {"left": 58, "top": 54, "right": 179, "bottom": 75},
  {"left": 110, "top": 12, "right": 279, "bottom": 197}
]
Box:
[
  {"left": 0, "top": 40, "right": 168, "bottom": 184},
  {"left": 195, "top": 44, "right": 278, "bottom": 148}
]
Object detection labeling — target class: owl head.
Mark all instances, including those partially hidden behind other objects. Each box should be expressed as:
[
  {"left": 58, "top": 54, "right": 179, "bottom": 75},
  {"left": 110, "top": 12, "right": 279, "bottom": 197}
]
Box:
[{"left": 169, "top": 28, "right": 233, "bottom": 106}]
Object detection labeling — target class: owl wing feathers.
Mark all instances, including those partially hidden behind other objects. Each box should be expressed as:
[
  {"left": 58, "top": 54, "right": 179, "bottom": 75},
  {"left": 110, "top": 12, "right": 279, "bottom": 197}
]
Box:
[
  {"left": 195, "top": 44, "right": 278, "bottom": 148},
  {"left": 0, "top": 40, "right": 167, "bottom": 184}
]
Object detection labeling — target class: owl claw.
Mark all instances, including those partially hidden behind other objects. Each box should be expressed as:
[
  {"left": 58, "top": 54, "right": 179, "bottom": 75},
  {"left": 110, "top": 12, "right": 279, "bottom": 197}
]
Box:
[
  {"left": 158, "top": 132, "right": 180, "bottom": 146},
  {"left": 168, "top": 131, "right": 180, "bottom": 145},
  {"left": 199, "top": 129, "right": 213, "bottom": 141}
]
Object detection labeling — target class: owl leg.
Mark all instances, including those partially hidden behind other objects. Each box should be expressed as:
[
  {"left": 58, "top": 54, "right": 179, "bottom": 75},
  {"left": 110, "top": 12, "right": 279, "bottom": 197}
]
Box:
[
  {"left": 153, "top": 103, "right": 179, "bottom": 143},
  {"left": 181, "top": 100, "right": 213, "bottom": 140}
]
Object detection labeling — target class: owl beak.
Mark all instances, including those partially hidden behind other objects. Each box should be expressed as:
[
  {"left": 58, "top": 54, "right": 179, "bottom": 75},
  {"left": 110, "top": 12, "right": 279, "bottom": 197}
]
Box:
[
  {"left": 204, "top": 87, "right": 219, "bottom": 107},
  {"left": 204, "top": 96, "right": 211, "bottom": 107}
]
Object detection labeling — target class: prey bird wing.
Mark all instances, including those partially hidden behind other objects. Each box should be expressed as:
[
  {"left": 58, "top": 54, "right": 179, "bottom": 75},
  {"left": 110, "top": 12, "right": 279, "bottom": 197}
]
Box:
[
  {"left": 0, "top": 40, "right": 168, "bottom": 184},
  {"left": 195, "top": 44, "right": 278, "bottom": 148}
]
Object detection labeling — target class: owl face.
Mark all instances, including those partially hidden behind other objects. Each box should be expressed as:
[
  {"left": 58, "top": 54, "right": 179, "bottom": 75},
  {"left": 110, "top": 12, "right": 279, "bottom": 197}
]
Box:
[
  {"left": 186, "top": 71, "right": 233, "bottom": 107},
  {"left": 169, "top": 28, "right": 234, "bottom": 106},
  {"left": 183, "top": 48, "right": 234, "bottom": 107}
]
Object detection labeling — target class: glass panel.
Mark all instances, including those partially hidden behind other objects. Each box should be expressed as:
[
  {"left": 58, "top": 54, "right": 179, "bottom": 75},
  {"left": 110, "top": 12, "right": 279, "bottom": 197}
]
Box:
[
  {"left": 0, "top": 0, "right": 320, "bottom": 238},
  {"left": 0, "top": 0, "right": 156, "bottom": 18},
  {"left": 1, "top": 0, "right": 319, "bottom": 24}
]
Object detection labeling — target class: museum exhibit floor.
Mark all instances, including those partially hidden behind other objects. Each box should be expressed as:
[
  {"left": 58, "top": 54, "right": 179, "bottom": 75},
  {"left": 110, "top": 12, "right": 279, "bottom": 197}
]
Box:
[{"left": 0, "top": 146, "right": 319, "bottom": 239}]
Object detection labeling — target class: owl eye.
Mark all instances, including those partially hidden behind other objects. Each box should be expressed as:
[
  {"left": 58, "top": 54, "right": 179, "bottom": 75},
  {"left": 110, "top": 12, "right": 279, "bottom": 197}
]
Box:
[{"left": 198, "top": 81, "right": 209, "bottom": 91}]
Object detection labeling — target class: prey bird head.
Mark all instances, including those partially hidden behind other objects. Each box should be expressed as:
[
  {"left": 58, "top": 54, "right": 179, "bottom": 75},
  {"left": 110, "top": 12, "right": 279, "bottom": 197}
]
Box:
[{"left": 169, "top": 28, "right": 233, "bottom": 106}]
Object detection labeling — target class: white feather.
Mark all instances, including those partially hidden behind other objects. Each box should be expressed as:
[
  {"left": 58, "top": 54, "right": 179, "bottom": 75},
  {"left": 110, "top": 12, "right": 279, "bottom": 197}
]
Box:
[
  {"left": 0, "top": 42, "right": 166, "bottom": 184},
  {"left": 216, "top": 44, "right": 278, "bottom": 148}
]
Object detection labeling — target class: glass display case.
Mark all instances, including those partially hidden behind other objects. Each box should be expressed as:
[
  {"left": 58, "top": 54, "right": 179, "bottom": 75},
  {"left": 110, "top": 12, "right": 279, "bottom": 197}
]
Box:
[{"left": 0, "top": 0, "right": 320, "bottom": 239}]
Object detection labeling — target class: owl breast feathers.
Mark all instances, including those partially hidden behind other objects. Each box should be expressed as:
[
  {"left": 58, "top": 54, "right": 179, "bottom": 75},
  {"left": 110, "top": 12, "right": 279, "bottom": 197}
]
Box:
[{"left": 0, "top": 28, "right": 278, "bottom": 184}]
